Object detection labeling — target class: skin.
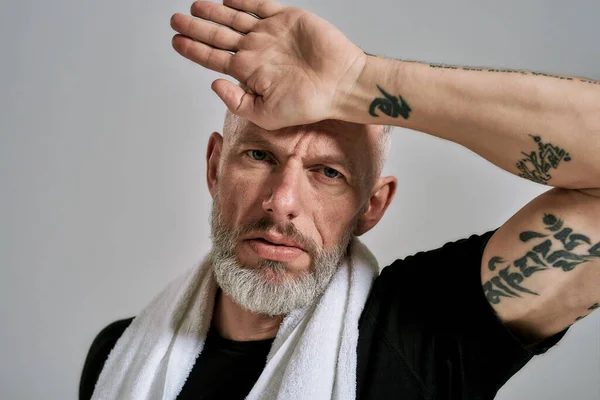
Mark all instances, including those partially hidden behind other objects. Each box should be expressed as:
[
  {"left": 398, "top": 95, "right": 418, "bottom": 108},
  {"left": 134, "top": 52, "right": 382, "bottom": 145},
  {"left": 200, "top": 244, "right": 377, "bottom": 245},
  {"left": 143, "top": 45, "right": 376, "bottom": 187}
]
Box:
[
  {"left": 170, "top": 0, "right": 367, "bottom": 130},
  {"left": 206, "top": 117, "right": 396, "bottom": 340},
  {"left": 172, "top": 0, "right": 600, "bottom": 342}
]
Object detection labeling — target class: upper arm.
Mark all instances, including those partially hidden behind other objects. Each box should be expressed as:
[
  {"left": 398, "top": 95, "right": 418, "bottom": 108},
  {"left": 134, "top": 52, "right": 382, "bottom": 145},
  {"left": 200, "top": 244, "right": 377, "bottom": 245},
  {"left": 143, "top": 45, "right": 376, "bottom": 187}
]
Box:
[
  {"left": 362, "top": 231, "right": 568, "bottom": 398},
  {"left": 481, "top": 188, "right": 600, "bottom": 342}
]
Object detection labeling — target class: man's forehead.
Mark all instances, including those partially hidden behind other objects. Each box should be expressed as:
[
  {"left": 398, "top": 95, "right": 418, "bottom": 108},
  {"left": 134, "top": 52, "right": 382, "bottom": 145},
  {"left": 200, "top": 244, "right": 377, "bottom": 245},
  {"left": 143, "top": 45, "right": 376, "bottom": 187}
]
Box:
[{"left": 227, "top": 118, "right": 379, "bottom": 153}]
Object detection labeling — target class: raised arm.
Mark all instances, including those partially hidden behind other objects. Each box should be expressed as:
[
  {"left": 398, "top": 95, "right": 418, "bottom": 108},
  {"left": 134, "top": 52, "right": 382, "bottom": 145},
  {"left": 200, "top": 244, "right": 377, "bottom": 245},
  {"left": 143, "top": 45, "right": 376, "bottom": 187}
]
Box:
[
  {"left": 170, "top": 0, "right": 600, "bottom": 340},
  {"left": 329, "top": 17, "right": 600, "bottom": 340},
  {"left": 342, "top": 55, "right": 600, "bottom": 341},
  {"left": 170, "top": 0, "right": 600, "bottom": 189},
  {"left": 339, "top": 57, "right": 600, "bottom": 190}
]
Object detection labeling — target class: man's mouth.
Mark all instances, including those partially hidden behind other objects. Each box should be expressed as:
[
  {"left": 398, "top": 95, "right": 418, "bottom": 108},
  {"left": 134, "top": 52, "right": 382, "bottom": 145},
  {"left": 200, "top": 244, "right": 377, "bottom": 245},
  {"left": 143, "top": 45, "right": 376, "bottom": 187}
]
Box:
[
  {"left": 253, "top": 238, "right": 286, "bottom": 246},
  {"left": 244, "top": 234, "right": 306, "bottom": 262},
  {"left": 248, "top": 233, "right": 305, "bottom": 250}
]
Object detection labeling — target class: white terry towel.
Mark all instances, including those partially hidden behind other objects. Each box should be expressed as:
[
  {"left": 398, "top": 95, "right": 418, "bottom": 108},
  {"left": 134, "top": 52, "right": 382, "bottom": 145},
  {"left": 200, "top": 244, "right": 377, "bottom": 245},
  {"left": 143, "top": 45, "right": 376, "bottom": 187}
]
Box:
[{"left": 92, "top": 238, "right": 378, "bottom": 400}]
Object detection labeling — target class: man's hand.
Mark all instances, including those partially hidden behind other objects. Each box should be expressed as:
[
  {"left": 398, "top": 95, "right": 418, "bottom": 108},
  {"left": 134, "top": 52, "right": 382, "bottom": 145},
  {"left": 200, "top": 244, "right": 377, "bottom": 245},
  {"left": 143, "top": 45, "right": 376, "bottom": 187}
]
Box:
[{"left": 170, "top": 0, "right": 366, "bottom": 130}]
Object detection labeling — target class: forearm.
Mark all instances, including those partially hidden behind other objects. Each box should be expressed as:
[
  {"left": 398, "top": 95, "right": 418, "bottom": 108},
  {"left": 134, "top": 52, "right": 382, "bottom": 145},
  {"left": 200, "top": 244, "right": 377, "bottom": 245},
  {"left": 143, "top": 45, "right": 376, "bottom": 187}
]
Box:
[{"left": 336, "top": 56, "right": 600, "bottom": 189}]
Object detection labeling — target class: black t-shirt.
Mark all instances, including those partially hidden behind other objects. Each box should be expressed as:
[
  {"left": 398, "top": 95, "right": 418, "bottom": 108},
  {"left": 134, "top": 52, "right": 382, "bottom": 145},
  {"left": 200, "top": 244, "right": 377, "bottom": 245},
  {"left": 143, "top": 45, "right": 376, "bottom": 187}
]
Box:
[
  {"left": 177, "top": 326, "right": 274, "bottom": 399},
  {"left": 79, "top": 231, "right": 569, "bottom": 399}
]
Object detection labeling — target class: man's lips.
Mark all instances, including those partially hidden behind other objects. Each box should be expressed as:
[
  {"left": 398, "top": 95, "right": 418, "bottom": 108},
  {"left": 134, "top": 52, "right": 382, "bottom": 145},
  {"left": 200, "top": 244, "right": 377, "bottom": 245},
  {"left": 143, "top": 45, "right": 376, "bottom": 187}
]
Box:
[
  {"left": 242, "top": 233, "right": 306, "bottom": 262},
  {"left": 244, "top": 233, "right": 306, "bottom": 251}
]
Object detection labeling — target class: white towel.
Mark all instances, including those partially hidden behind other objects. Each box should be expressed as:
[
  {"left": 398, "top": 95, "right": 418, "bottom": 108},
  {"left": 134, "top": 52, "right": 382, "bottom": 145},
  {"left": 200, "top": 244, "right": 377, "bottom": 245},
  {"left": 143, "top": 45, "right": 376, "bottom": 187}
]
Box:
[{"left": 92, "top": 238, "right": 378, "bottom": 400}]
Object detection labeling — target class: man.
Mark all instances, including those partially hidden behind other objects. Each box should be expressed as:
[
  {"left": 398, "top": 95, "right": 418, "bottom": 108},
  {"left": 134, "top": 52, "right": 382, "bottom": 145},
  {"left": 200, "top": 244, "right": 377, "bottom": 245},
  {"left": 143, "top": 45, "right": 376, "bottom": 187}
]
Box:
[{"left": 80, "top": 0, "right": 600, "bottom": 399}]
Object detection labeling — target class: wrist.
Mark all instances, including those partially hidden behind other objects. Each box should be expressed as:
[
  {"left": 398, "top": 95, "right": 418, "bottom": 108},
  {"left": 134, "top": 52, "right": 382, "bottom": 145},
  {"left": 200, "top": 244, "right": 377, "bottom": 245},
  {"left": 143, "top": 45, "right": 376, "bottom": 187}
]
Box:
[
  {"left": 329, "top": 53, "right": 371, "bottom": 122},
  {"left": 332, "top": 55, "right": 411, "bottom": 125}
]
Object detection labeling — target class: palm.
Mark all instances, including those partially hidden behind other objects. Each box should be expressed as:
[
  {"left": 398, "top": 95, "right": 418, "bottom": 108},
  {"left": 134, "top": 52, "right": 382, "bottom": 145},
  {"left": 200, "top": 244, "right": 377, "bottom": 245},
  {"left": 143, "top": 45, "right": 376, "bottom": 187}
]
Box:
[{"left": 171, "top": 0, "right": 366, "bottom": 130}]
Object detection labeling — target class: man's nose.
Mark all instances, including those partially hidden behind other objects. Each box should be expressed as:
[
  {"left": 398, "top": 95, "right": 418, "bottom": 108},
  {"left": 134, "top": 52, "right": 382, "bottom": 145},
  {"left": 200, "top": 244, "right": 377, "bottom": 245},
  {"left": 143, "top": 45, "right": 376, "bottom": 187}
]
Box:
[{"left": 262, "top": 165, "right": 303, "bottom": 223}]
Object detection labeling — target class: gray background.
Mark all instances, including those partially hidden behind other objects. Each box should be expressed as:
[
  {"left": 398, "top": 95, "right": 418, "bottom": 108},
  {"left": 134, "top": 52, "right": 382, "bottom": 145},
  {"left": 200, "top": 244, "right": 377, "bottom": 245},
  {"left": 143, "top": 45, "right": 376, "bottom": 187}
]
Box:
[{"left": 1, "top": 0, "right": 598, "bottom": 399}]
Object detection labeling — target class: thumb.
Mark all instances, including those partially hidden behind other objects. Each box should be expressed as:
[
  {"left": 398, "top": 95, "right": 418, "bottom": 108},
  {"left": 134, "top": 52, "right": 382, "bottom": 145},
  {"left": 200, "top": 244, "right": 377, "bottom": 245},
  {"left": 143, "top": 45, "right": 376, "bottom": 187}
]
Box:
[{"left": 211, "top": 79, "right": 257, "bottom": 120}]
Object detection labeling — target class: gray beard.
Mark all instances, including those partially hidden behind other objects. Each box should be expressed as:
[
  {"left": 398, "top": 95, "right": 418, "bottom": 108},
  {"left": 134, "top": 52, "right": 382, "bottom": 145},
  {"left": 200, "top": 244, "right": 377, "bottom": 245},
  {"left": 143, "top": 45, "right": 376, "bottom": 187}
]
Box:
[{"left": 209, "top": 202, "right": 355, "bottom": 316}]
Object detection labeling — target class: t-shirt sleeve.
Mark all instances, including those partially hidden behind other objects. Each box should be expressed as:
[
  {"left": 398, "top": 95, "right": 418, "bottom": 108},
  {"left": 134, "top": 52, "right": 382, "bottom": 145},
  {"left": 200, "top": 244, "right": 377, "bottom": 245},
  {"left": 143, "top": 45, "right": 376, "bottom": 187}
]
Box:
[
  {"left": 362, "top": 231, "right": 569, "bottom": 397},
  {"left": 79, "top": 318, "right": 134, "bottom": 400}
]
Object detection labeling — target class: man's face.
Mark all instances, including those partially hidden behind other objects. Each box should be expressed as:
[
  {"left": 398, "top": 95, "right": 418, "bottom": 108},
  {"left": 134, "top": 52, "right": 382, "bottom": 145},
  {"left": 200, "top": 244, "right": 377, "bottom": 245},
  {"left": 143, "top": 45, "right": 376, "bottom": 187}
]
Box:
[{"left": 208, "top": 118, "right": 381, "bottom": 315}]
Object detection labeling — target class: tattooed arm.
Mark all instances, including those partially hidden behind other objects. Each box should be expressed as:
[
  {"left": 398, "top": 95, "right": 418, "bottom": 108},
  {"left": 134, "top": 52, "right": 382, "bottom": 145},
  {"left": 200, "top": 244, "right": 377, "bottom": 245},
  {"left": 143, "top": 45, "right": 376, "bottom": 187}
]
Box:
[
  {"left": 338, "top": 56, "right": 600, "bottom": 190},
  {"left": 172, "top": 0, "right": 600, "bottom": 189},
  {"left": 343, "top": 56, "right": 600, "bottom": 338},
  {"left": 171, "top": 0, "right": 600, "bottom": 339},
  {"left": 481, "top": 188, "right": 600, "bottom": 341},
  {"left": 338, "top": 58, "right": 600, "bottom": 339}
]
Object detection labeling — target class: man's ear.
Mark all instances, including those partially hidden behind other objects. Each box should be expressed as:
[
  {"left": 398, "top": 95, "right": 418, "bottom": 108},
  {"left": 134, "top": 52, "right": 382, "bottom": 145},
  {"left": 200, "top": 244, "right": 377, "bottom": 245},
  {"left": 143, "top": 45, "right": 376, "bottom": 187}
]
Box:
[
  {"left": 354, "top": 176, "right": 397, "bottom": 236},
  {"left": 206, "top": 132, "right": 223, "bottom": 198}
]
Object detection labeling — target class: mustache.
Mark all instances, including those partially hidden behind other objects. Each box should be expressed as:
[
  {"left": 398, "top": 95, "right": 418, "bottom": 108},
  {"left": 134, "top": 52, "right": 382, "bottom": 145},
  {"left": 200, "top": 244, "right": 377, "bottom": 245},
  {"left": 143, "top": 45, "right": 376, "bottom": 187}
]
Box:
[{"left": 235, "top": 216, "right": 318, "bottom": 255}]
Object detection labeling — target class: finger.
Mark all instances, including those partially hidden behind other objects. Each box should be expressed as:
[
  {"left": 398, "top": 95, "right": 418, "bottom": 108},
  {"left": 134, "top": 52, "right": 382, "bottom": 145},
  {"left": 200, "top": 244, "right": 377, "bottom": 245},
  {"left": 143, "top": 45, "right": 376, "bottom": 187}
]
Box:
[
  {"left": 172, "top": 34, "right": 233, "bottom": 75},
  {"left": 211, "top": 78, "right": 258, "bottom": 121},
  {"left": 191, "top": 1, "right": 259, "bottom": 34},
  {"left": 171, "top": 13, "right": 242, "bottom": 52},
  {"left": 223, "top": 0, "right": 285, "bottom": 19}
]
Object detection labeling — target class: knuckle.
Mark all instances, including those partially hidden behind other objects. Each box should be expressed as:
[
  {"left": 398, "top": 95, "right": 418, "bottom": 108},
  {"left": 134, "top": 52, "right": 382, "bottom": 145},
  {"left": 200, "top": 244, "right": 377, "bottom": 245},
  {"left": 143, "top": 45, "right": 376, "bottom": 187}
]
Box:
[
  {"left": 230, "top": 11, "right": 241, "bottom": 29},
  {"left": 255, "top": 77, "right": 270, "bottom": 94},
  {"left": 204, "top": 48, "right": 214, "bottom": 67},
  {"left": 186, "top": 17, "right": 196, "bottom": 36},
  {"left": 222, "top": 56, "right": 230, "bottom": 75},
  {"left": 206, "top": 2, "right": 215, "bottom": 22},
  {"left": 209, "top": 25, "right": 219, "bottom": 42},
  {"left": 177, "top": 38, "right": 190, "bottom": 57}
]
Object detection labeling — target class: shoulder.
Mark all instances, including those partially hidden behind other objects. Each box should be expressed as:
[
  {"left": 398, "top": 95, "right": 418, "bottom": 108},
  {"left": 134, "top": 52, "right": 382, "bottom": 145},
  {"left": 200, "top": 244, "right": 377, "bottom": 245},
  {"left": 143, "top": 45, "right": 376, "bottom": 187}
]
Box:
[
  {"left": 357, "top": 232, "right": 500, "bottom": 397},
  {"left": 369, "top": 231, "right": 496, "bottom": 312},
  {"left": 358, "top": 231, "right": 569, "bottom": 397},
  {"left": 360, "top": 231, "right": 498, "bottom": 355},
  {"left": 79, "top": 318, "right": 134, "bottom": 400}
]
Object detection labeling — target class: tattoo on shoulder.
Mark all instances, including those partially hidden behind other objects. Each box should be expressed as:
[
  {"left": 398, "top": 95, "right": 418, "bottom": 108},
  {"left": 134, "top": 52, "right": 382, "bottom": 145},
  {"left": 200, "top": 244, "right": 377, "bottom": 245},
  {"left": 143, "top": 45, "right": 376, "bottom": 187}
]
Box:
[
  {"left": 369, "top": 85, "right": 412, "bottom": 119},
  {"left": 483, "top": 213, "right": 600, "bottom": 305},
  {"left": 516, "top": 135, "right": 571, "bottom": 185}
]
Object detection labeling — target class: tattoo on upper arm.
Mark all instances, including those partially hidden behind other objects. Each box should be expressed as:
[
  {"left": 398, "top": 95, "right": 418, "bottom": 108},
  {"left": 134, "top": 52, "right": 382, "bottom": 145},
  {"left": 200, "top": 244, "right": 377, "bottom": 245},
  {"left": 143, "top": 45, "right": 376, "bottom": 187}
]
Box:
[
  {"left": 369, "top": 85, "right": 412, "bottom": 119},
  {"left": 516, "top": 135, "right": 571, "bottom": 185},
  {"left": 483, "top": 213, "right": 600, "bottom": 305}
]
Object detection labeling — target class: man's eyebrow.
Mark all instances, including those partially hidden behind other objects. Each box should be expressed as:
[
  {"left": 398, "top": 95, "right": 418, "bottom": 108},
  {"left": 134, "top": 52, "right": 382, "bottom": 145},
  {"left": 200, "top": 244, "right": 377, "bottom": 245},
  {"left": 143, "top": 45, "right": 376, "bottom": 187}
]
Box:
[{"left": 233, "top": 131, "right": 277, "bottom": 149}]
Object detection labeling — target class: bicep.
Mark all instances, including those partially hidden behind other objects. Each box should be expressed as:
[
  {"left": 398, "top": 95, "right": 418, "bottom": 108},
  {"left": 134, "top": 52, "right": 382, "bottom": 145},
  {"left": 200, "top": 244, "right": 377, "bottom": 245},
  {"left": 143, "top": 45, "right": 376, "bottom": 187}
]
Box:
[{"left": 481, "top": 188, "right": 600, "bottom": 342}]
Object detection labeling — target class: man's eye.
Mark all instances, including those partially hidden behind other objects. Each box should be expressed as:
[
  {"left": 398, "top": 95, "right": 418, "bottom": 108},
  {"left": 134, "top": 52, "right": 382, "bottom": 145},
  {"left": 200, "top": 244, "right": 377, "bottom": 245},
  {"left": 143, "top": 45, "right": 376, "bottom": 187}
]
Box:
[
  {"left": 248, "top": 150, "right": 268, "bottom": 161},
  {"left": 323, "top": 167, "right": 342, "bottom": 179}
]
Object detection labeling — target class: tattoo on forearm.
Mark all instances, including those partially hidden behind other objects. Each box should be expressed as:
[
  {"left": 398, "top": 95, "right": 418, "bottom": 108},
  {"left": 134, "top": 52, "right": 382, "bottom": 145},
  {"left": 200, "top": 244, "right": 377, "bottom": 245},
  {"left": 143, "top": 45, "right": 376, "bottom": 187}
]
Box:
[
  {"left": 369, "top": 85, "right": 412, "bottom": 119},
  {"left": 429, "top": 63, "right": 600, "bottom": 85},
  {"left": 575, "top": 303, "right": 600, "bottom": 322},
  {"left": 579, "top": 79, "right": 600, "bottom": 86},
  {"left": 516, "top": 135, "right": 571, "bottom": 185},
  {"left": 429, "top": 63, "right": 529, "bottom": 75},
  {"left": 483, "top": 213, "right": 600, "bottom": 305}
]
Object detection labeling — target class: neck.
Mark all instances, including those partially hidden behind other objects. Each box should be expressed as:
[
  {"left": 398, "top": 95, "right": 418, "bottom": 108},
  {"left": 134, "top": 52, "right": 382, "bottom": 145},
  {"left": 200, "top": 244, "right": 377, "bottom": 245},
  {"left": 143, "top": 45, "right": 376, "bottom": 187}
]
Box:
[{"left": 212, "top": 289, "right": 284, "bottom": 341}]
